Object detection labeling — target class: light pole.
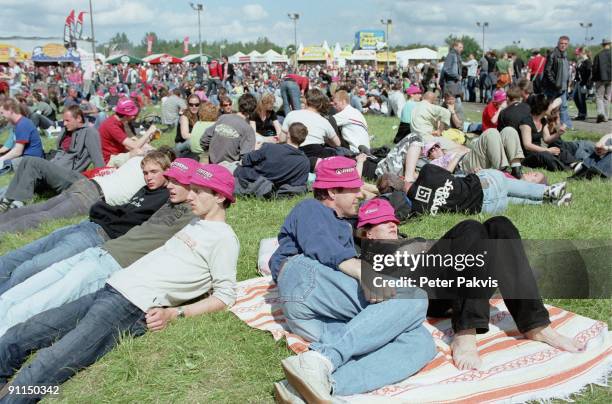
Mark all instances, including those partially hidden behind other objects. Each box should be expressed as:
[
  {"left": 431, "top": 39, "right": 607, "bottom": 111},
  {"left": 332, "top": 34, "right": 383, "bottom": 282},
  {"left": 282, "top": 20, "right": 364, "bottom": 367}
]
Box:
[
  {"left": 190, "top": 3, "right": 204, "bottom": 63},
  {"left": 219, "top": 43, "right": 226, "bottom": 59},
  {"left": 476, "top": 21, "right": 489, "bottom": 53},
  {"left": 88, "top": 0, "right": 96, "bottom": 58},
  {"left": 512, "top": 40, "right": 521, "bottom": 47},
  {"left": 579, "top": 22, "right": 594, "bottom": 46},
  {"left": 380, "top": 18, "right": 392, "bottom": 71},
  {"left": 288, "top": 13, "right": 299, "bottom": 68}
]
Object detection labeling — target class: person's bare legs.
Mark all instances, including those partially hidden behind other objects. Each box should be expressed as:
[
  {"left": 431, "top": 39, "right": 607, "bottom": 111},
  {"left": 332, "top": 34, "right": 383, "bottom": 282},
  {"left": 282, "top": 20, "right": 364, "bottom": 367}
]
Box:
[
  {"left": 525, "top": 325, "right": 586, "bottom": 352},
  {"left": 450, "top": 329, "right": 482, "bottom": 370},
  {"left": 403, "top": 144, "right": 422, "bottom": 182}
]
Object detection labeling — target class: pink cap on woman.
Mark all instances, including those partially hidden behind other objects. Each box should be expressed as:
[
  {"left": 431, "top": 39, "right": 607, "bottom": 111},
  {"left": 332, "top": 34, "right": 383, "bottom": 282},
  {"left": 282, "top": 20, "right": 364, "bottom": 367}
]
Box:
[
  {"left": 422, "top": 141, "right": 441, "bottom": 157},
  {"left": 493, "top": 90, "right": 507, "bottom": 103},
  {"left": 357, "top": 198, "right": 400, "bottom": 228},
  {"left": 163, "top": 158, "right": 199, "bottom": 185},
  {"left": 312, "top": 156, "right": 364, "bottom": 189},
  {"left": 406, "top": 85, "right": 422, "bottom": 95},
  {"left": 190, "top": 164, "right": 236, "bottom": 203},
  {"left": 113, "top": 98, "right": 139, "bottom": 116}
]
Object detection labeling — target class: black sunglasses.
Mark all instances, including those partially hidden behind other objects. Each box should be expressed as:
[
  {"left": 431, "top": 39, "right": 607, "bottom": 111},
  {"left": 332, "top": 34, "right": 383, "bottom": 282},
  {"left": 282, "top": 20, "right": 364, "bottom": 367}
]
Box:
[{"left": 189, "top": 103, "right": 200, "bottom": 107}]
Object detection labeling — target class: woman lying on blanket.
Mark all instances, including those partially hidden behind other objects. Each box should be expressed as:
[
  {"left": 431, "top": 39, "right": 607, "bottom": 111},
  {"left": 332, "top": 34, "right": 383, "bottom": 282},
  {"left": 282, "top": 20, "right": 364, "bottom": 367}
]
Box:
[{"left": 356, "top": 198, "right": 586, "bottom": 370}]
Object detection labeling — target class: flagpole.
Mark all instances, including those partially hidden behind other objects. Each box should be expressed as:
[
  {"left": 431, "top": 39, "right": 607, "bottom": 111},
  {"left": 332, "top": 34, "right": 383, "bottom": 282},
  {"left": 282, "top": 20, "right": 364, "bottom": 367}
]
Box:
[{"left": 89, "top": 0, "right": 96, "bottom": 58}]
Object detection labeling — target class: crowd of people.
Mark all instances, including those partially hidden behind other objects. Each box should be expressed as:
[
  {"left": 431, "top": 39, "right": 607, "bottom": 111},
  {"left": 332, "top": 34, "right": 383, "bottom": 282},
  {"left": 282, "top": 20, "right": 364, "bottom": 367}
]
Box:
[{"left": 0, "top": 32, "right": 610, "bottom": 403}]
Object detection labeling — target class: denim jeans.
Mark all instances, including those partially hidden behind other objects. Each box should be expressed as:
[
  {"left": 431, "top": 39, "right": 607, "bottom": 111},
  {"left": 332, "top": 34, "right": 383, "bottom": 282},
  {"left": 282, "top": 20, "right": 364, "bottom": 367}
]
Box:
[
  {"left": 476, "top": 169, "right": 544, "bottom": 214},
  {"left": 544, "top": 89, "right": 572, "bottom": 129},
  {"left": 0, "top": 285, "right": 146, "bottom": 396},
  {"left": 467, "top": 76, "right": 477, "bottom": 102},
  {"left": 0, "top": 221, "right": 108, "bottom": 295},
  {"left": 479, "top": 72, "right": 489, "bottom": 102},
  {"left": 280, "top": 80, "right": 301, "bottom": 116},
  {"left": 572, "top": 85, "right": 587, "bottom": 118},
  {"left": 277, "top": 255, "right": 435, "bottom": 396},
  {"left": 0, "top": 247, "right": 121, "bottom": 337}
]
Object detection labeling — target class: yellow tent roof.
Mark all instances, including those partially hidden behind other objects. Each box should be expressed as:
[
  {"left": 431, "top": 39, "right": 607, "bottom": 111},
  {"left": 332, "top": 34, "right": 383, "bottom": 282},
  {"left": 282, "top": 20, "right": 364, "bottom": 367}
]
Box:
[
  {"left": 0, "top": 43, "right": 29, "bottom": 63},
  {"left": 376, "top": 51, "right": 396, "bottom": 62}
]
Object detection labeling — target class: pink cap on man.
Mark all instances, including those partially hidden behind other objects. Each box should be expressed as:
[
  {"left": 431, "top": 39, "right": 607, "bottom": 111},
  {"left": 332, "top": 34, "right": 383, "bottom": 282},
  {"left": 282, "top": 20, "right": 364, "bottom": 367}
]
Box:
[
  {"left": 312, "top": 156, "right": 364, "bottom": 189},
  {"left": 406, "top": 85, "right": 422, "bottom": 95},
  {"left": 190, "top": 163, "right": 236, "bottom": 203},
  {"left": 164, "top": 158, "right": 199, "bottom": 185},
  {"left": 357, "top": 198, "right": 400, "bottom": 228}
]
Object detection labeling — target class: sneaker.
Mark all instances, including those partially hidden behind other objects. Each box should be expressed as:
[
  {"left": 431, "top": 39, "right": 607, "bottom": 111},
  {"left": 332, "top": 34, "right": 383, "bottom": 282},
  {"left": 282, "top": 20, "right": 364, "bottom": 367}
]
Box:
[
  {"left": 281, "top": 351, "right": 333, "bottom": 404},
  {"left": 544, "top": 182, "right": 567, "bottom": 201},
  {"left": 274, "top": 380, "right": 305, "bottom": 404},
  {"left": 0, "top": 198, "right": 13, "bottom": 214},
  {"left": 510, "top": 166, "right": 523, "bottom": 180},
  {"left": 557, "top": 192, "right": 572, "bottom": 206},
  {"left": 596, "top": 114, "right": 607, "bottom": 123}
]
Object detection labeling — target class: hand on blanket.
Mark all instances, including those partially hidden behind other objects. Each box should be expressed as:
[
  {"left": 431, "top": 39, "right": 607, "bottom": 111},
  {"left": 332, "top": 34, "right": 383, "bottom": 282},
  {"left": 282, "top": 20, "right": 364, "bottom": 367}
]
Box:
[{"left": 146, "top": 307, "right": 177, "bottom": 331}]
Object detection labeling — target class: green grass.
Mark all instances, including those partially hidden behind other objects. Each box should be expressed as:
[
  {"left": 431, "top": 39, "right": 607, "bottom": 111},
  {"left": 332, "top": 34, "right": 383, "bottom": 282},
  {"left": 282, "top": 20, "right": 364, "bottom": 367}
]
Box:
[{"left": 0, "top": 109, "right": 610, "bottom": 403}]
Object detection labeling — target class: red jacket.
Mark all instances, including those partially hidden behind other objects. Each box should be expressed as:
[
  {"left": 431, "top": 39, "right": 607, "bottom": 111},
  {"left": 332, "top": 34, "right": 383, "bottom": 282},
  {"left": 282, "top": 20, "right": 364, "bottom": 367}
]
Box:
[
  {"left": 209, "top": 60, "right": 222, "bottom": 78},
  {"left": 286, "top": 74, "right": 309, "bottom": 93}
]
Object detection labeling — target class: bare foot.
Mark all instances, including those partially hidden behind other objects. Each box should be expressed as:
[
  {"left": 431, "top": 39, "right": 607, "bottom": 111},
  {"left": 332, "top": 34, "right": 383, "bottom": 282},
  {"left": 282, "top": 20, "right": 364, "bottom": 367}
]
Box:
[
  {"left": 451, "top": 329, "right": 482, "bottom": 370},
  {"left": 525, "top": 326, "right": 586, "bottom": 352}
]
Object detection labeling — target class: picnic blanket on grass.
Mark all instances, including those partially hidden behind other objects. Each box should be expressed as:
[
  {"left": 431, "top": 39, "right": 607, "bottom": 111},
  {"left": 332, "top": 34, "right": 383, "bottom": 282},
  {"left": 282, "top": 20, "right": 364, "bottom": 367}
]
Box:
[{"left": 230, "top": 276, "right": 611, "bottom": 403}]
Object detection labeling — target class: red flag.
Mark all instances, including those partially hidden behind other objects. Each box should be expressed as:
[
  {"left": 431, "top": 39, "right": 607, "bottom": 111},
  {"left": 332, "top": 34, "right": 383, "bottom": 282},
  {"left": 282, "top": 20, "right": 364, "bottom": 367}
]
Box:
[
  {"left": 147, "top": 35, "right": 154, "bottom": 55},
  {"left": 77, "top": 11, "right": 86, "bottom": 24},
  {"left": 183, "top": 36, "right": 189, "bottom": 55},
  {"left": 65, "top": 9, "right": 76, "bottom": 26}
]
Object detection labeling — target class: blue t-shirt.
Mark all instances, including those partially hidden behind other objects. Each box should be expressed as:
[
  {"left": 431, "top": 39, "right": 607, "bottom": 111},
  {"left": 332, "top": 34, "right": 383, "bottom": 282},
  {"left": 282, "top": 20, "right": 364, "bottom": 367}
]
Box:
[
  {"left": 14, "top": 117, "right": 44, "bottom": 158},
  {"left": 269, "top": 199, "right": 357, "bottom": 281},
  {"left": 400, "top": 100, "right": 418, "bottom": 124}
]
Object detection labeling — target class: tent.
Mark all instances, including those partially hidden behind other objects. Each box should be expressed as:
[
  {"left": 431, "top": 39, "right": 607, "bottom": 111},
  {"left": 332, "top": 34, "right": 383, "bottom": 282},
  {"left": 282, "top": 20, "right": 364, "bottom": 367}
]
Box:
[
  {"left": 0, "top": 43, "right": 30, "bottom": 63},
  {"left": 106, "top": 54, "right": 144, "bottom": 65},
  {"left": 395, "top": 48, "right": 439, "bottom": 67},
  {"left": 147, "top": 54, "right": 183, "bottom": 64},
  {"left": 182, "top": 53, "right": 210, "bottom": 63},
  {"left": 30, "top": 43, "right": 79, "bottom": 64},
  {"left": 263, "top": 49, "right": 288, "bottom": 64},
  {"left": 142, "top": 53, "right": 165, "bottom": 63},
  {"left": 229, "top": 51, "right": 249, "bottom": 64},
  {"left": 297, "top": 43, "right": 331, "bottom": 62},
  {"left": 348, "top": 49, "right": 376, "bottom": 61},
  {"left": 247, "top": 50, "right": 267, "bottom": 63}
]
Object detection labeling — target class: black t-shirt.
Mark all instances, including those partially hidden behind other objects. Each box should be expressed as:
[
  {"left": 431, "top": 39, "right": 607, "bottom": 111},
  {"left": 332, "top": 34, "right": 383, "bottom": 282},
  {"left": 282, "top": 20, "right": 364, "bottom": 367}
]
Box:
[
  {"left": 521, "top": 116, "right": 547, "bottom": 149},
  {"left": 498, "top": 101, "right": 531, "bottom": 132},
  {"left": 486, "top": 56, "right": 497, "bottom": 73},
  {"left": 175, "top": 120, "right": 194, "bottom": 143},
  {"left": 89, "top": 186, "right": 169, "bottom": 239},
  {"left": 251, "top": 110, "right": 277, "bottom": 136},
  {"left": 407, "top": 164, "right": 483, "bottom": 215}
]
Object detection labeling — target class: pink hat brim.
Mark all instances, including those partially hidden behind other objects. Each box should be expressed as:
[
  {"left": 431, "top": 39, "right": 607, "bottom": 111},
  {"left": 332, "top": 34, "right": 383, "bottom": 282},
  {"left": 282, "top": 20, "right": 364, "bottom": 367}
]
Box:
[
  {"left": 357, "top": 215, "right": 400, "bottom": 228},
  {"left": 312, "top": 177, "right": 364, "bottom": 190}
]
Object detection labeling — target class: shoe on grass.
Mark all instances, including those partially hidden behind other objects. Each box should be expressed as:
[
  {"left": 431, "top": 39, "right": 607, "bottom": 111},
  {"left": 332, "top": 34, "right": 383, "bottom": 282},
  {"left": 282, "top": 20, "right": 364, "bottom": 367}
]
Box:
[
  {"left": 557, "top": 192, "right": 572, "bottom": 206},
  {"left": 596, "top": 114, "right": 607, "bottom": 123},
  {"left": 274, "top": 380, "right": 305, "bottom": 404},
  {"left": 544, "top": 182, "right": 567, "bottom": 201},
  {"left": 0, "top": 198, "right": 14, "bottom": 214},
  {"left": 281, "top": 351, "right": 333, "bottom": 404}
]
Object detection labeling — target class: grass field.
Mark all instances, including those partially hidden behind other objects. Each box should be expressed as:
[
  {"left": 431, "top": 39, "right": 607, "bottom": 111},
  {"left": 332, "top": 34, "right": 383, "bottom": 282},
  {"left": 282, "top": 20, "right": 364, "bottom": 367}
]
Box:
[{"left": 0, "top": 106, "right": 610, "bottom": 403}]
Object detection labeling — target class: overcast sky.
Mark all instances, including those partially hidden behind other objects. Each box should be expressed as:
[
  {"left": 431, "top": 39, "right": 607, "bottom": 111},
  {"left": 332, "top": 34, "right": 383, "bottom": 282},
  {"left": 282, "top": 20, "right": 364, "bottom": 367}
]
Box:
[{"left": 1, "top": 0, "right": 610, "bottom": 49}]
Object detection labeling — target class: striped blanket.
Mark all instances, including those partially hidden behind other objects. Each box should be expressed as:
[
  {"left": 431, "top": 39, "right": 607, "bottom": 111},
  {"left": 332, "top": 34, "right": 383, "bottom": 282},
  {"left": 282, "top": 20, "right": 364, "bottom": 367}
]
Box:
[{"left": 230, "top": 276, "right": 611, "bottom": 403}]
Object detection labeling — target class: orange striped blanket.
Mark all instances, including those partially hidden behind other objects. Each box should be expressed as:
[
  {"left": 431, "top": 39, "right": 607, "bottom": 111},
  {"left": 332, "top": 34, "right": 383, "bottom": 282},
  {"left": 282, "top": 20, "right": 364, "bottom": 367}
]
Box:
[{"left": 230, "top": 276, "right": 611, "bottom": 403}]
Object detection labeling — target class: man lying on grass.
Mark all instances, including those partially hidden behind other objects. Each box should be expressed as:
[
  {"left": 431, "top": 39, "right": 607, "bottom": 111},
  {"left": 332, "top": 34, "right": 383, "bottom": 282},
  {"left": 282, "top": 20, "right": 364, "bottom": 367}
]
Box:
[
  {"left": 0, "top": 158, "right": 200, "bottom": 336},
  {"left": 269, "top": 156, "right": 436, "bottom": 403},
  {"left": 0, "top": 163, "right": 239, "bottom": 400}
]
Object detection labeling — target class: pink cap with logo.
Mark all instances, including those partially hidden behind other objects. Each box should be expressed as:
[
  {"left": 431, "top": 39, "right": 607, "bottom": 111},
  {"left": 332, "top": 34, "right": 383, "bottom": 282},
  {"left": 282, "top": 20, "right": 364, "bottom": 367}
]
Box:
[
  {"left": 113, "top": 98, "right": 139, "bottom": 116},
  {"left": 493, "top": 90, "right": 507, "bottom": 103},
  {"left": 190, "top": 163, "right": 236, "bottom": 203},
  {"left": 406, "top": 85, "right": 422, "bottom": 95},
  {"left": 357, "top": 198, "right": 400, "bottom": 228},
  {"left": 163, "top": 158, "right": 199, "bottom": 185},
  {"left": 312, "top": 156, "right": 364, "bottom": 189}
]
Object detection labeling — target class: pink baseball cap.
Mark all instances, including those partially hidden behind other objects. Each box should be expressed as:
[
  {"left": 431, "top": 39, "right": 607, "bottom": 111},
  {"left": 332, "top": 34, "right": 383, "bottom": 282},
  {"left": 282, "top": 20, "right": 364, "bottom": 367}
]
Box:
[
  {"left": 357, "top": 198, "right": 400, "bottom": 228},
  {"left": 190, "top": 163, "right": 236, "bottom": 203},
  {"left": 406, "top": 85, "right": 422, "bottom": 95},
  {"left": 493, "top": 90, "right": 506, "bottom": 103},
  {"left": 114, "top": 98, "right": 139, "bottom": 116},
  {"left": 163, "top": 158, "right": 199, "bottom": 185},
  {"left": 312, "top": 156, "right": 364, "bottom": 189},
  {"left": 422, "top": 141, "right": 441, "bottom": 157}
]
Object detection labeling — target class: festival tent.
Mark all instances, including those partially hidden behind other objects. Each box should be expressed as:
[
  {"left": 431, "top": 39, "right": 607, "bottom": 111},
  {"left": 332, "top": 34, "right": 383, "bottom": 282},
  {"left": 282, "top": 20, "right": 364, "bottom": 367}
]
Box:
[
  {"left": 247, "top": 50, "right": 267, "bottom": 63},
  {"left": 395, "top": 48, "right": 439, "bottom": 67},
  {"left": 147, "top": 54, "right": 183, "bottom": 64},
  {"left": 0, "top": 43, "right": 30, "bottom": 63},
  {"left": 297, "top": 42, "right": 331, "bottom": 62},
  {"left": 229, "top": 51, "right": 249, "bottom": 63},
  {"left": 142, "top": 53, "right": 165, "bottom": 63},
  {"left": 105, "top": 54, "right": 144, "bottom": 65},
  {"left": 263, "top": 49, "right": 288, "bottom": 64},
  {"left": 30, "top": 43, "right": 79, "bottom": 64},
  {"left": 182, "top": 54, "right": 211, "bottom": 63},
  {"left": 347, "top": 49, "right": 376, "bottom": 61}
]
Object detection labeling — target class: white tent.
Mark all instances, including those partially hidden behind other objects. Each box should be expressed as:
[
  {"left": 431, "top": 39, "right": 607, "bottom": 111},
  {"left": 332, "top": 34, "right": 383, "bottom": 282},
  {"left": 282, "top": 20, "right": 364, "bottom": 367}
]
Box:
[
  {"left": 247, "top": 50, "right": 267, "bottom": 63},
  {"left": 143, "top": 53, "right": 166, "bottom": 63},
  {"left": 395, "top": 48, "right": 439, "bottom": 67},
  {"left": 263, "top": 49, "right": 288, "bottom": 64},
  {"left": 229, "top": 51, "right": 247, "bottom": 63}
]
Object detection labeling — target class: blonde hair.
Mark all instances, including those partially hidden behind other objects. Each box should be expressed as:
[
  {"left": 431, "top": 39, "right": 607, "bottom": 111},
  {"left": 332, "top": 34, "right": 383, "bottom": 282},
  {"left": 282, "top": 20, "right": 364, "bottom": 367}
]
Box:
[{"left": 255, "top": 93, "right": 276, "bottom": 117}]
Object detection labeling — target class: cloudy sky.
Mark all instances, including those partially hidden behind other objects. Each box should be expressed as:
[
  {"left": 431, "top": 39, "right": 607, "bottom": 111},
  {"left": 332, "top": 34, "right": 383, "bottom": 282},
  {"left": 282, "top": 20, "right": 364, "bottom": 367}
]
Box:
[{"left": 1, "top": 0, "right": 610, "bottom": 49}]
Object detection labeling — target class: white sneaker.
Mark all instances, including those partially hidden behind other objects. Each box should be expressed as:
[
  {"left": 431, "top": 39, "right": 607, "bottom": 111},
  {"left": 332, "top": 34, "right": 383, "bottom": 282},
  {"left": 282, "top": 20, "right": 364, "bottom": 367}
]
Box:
[
  {"left": 281, "top": 351, "right": 333, "bottom": 404},
  {"left": 556, "top": 192, "right": 572, "bottom": 206},
  {"left": 545, "top": 182, "right": 567, "bottom": 201},
  {"left": 274, "top": 380, "right": 305, "bottom": 404}
]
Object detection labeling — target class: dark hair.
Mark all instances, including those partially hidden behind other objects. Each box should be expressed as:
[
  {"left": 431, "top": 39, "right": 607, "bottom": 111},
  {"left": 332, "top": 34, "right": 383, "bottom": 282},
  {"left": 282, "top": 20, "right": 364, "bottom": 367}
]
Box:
[
  {"left": 65, "top": 105, "right": 85, "bottom": 122},
  {"left": 313, "top": 188, "right": 332, "bottom": 201},
  {"left": 305, "top": 89, "right": 329, "bottom": 114},
  {"left": 288, "top": 122, "right": 308, "bottom": 145},
  {"left": 238, "top": 93, "right": 257, "bottom": 115},
  {"left": 528, "top": 94, "right": 551, "bottom": 116},
  {"left": 506, "top": 86, "right": 522, "bottom": 102}
]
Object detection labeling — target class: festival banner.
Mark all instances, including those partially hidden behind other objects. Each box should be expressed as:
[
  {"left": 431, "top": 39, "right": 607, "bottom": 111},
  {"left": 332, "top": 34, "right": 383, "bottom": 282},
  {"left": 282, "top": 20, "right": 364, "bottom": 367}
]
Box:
[
  {"left": 183, "top": 37, "right": 189, "bottom": 55},
  {"left": 147, "top": 35, "right": 154, "bottom": 55}
]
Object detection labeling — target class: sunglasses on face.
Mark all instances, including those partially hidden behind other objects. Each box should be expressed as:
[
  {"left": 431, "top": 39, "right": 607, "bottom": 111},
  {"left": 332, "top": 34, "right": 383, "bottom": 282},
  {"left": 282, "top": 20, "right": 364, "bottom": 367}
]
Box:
[
  {"left": 189, "top": 103, "right": 200, "bottom": 107},
  {"left": 221, "top": 103, "right": 231, "bottom": 107}
]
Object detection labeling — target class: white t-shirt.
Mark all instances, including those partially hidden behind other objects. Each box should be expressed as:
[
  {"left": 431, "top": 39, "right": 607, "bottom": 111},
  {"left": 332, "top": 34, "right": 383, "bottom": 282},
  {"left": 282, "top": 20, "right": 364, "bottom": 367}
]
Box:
[
  {"left": 333, "top": 105, "right": 370, "bottom": 152},
  {"left": 93, "top": 156, "right": 146, "bottom": 206},
  {"left": 108, "top": 219, "right": 239, "bottom": 311},
  {"left": 282, "top": 110, "right": 336, "bottom": 147},
  {"left": 9, "top": 66, "right": 21, "bottom": 87}
]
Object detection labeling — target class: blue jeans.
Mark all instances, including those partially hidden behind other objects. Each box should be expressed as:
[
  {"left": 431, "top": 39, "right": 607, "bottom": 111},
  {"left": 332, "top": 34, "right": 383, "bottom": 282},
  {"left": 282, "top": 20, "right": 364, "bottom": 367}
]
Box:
[
  {"left": 277, "top": 255, "right": 435, "bottom": 396},
  {"left": 544, "top": 89, "right": 572, "bottom": 129},
  {"left": 573, "top": 85, "right": 587, "bottom": 118},
  {"left": 476, "top": 169, "right": 545, "bottom": 214},
  {"left": 0, "top": 247, "right": 121, "bottom": 337},
  {"left": 280, "top": 80, "right": 301, "bottom": 116},
  {"left": 0, "top": 285, "right": 146, "bottom": 396},
  {"left": 0, "top": 221, "right": 107, "bottom": 295}
]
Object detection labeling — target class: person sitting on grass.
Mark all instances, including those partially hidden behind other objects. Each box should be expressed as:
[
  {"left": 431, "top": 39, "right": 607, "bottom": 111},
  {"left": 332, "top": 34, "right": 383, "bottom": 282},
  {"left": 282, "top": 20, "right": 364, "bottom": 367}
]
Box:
[
  {"left": 393, "top": 84, "right": 423, "bottom": 144},
  {"left": 269, "top": 156, "right": 435, "bottom": 402},
  {"left": 356, "top": 199, "right": 585, "bottom": 371},
  {"left": 0, "top": 147, "right": 174, "bottom": 235},
  {"left": 0, "top": 150, "right": 174, "bottom": 297},
  {"left": 233, "top": 122, "right": 310, "bottom": 197},
  {"left": 406, "top": 163, "right": 572, "bottom": 217},
  {"left": 0, "top": 164, "right": 239, "bottom": 397},
  {"left": 481, "top": 90, "right": 508, "bottom": 131},
  {"left": 0, "top": 105, "right": 105, "bottom": 212},
  {"left": 331, "top": 89, "right": 370, "bottom": 153},
  {"left": 0, "top": 97, "right": 44, "bottom": 172},
  {"left": 571, "top": 133, "right": 612, "bottom": 179},
  {"left": 0, "top": 159, "right": 199, "bottom": 337}
]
